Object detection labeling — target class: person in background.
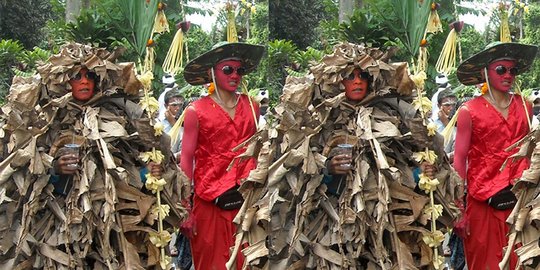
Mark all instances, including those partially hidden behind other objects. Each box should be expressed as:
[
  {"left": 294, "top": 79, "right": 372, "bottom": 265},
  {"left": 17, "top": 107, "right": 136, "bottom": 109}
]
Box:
[
  {"left": 529, "top": 88, "right": 540, "bottom": 128},
  {"left": 257, "top": 89, "right": 269, "bottom": 127},
  {"left": 162, "top": 89, "right": 184, "bottom": 133},
  {"left": 435, "top": 88, "right": 458, "bottom": 133},
  {"left": 454, "top": 42, "right": 538, "bottom": 270},
  {"left": 180, "top": 42, "right": 264, "bottom": 270},
  {"left": 157, "top": 73, "right": 179, "bottom": 122},
  {"left": 431, "top": 73, "right": 451, "bottom": 122}
]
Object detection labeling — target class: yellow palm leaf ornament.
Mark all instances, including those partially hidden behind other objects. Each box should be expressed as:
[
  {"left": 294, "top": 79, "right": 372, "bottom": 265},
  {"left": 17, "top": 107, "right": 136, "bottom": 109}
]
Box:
[
  {"left": 435, "top": 21, "right": 463, "bottom": 74},
  {"left": 426, "top": 2, "right": 443, "bottom": 33},
  {"left": 500, "top": 3, "right": 512, "bottom": 42},
  {"left": 226, "top": 2, "right": 239, "bottom": 42},
  {"left": 411, "top": 1, "right": 447, "bottom": 268},
  {"left": 153, "top": 2, "right": 170, "bottom": 34}
]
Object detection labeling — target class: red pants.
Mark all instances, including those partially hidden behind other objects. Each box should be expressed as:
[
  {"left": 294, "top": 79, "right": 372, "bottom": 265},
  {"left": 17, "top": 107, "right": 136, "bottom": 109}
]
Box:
[
  {"left": 190, "top": 195, "right": 244, "bottom": 270},
  {"left": 463, "top": 195, "right": 517, "bottom": 270}
]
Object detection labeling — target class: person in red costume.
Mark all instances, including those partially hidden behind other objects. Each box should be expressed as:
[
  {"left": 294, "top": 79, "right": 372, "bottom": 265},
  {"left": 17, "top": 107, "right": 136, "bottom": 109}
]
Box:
[
  {"left": 180, "top": 42, "right": 264, "bottom": 270},
  {"left": 454, "top": 42, "right": 538, "bottom": 270}
]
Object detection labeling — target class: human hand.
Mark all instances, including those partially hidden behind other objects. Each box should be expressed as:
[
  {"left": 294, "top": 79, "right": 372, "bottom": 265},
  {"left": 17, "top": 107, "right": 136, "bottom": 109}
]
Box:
[
  {"left": 147, "top": 161, "right": 163, "bottom": 178},
  {"left": 438, "top": 109, "right": 450, "bottom": 125},
  {"left": 420, "top": 161, "right": 437, "bottom": 179},
  {"left": 54, "top": 148, "right": 80, "bottom": 175},
  {"left": 447, "top": 151, "right": 454, "bottom": 164},
  {"left": 170, "top": 245, "right": 179, "bottom": 257},
  {"left": 453, "top": 205, "right": 470, "bottom": 239},
  {"left": 165, "top": 110, "right": 176, "bottom": 126},
  {"left": 179, "top": 199, "right": 196, "bottom": 239},
  {"left": 438, "top": 109, "right": 446, "bottom": 118},
  {"left": 328, "top": 154, "right": 353, "bottom": 175}
]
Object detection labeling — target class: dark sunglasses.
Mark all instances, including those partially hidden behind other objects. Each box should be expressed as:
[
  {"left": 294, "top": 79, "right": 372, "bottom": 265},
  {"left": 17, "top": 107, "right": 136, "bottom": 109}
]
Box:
[
  {"left": 221, "top": 66, "right": 247, "bottom": 76},
  {"left": 343, "top": 71, "right": 370, "bottom": 81},
  {"left": 491, "top": 65, "right": 518, "bottom": 76},
  {"left": 72, "top": 71, "right": 97, "bottom": 81}
]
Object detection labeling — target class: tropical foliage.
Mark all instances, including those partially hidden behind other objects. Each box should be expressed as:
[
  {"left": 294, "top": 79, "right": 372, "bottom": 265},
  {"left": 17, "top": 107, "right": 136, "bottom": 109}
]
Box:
[
  {"left": 1, "top": 0, "right": 540, "bottom": 105},
  {"left": 65, "top": 9, "right": 123, "bottom": 49},
  {"left": 519, "top": 3, "right": 540, "bottom": 91},
  {"left": 0, "top": 0, "right": 54, "bottom": 49},
  {"left": 117, "top": 0, "right": 159, "bottom": 61},
  {"left": 268, "top": 0, "right": 327, "bottom": 50},
  {"left": 338, "top": 9, "right": 395, "bottom": 49},
  {"left": 0, "top": 40, "right": 24, "bottom": 102}
]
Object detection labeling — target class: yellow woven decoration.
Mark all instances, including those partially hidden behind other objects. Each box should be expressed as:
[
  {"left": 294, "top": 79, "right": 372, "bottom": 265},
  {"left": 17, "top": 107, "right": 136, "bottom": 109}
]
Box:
[
  {"left": 426, "top": 3, "right": 443, "bottom": 33},
  {"left": 417, "top": 45, "right": 429, "bottom": 74},
  {"left": 153, "top": 3, "right": 169, "bottom": 34},
  {"left": 162, "top": 28, "right": 184, "bottom": 75},
  {"left": 227, "top": 4, "right": 238, "bottom": 42},
  {"left": 435, "top": 28, "right": 458, "bottom": 74},
  {"left": 143, "top": 45, "right": 155, "bottom": 73},
  {"left": 500, "top": 4, "right": 511, "bottom": 42}
]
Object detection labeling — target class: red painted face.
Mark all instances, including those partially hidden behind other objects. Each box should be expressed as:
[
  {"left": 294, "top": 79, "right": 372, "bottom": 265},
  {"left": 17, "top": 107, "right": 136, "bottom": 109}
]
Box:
[
  {"left": 342, "top": 69, "right": 369, "bottom": 102},
  {"left": 212, "top": 60, "right": 244, "bottom": 92},
  {"left": 486, "top": 59, "right": 517, "bottom": 93},
  {"left": 69, "top": 68, "right": 96, "bottom": 101}
]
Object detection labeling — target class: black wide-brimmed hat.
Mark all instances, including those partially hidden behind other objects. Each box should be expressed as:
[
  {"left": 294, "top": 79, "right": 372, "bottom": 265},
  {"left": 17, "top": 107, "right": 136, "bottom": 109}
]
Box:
[
  {"left": 183, "top": 42, "right": 265, "bottom": 85},
  {"left": 457, "top": 42, "right": 538, "bottom": 86}
]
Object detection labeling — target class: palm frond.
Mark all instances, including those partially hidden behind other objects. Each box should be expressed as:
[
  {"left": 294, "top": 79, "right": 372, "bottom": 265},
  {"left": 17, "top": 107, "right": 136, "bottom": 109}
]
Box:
[
  {"left": 117, "top": 0, "right": 159, "bottom": 61},
  {"left": 390, "top": 0, "right": 431, "bottom": 57}
]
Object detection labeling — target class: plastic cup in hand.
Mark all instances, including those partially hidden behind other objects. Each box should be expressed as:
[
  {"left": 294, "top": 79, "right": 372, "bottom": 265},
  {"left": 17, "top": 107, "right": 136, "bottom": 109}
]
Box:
[
  {"left": 337, "top": 143, "right": 353, "bottom": 169},
  {"left": 64, "top": 144, "right": 80, "bottom": 168}
]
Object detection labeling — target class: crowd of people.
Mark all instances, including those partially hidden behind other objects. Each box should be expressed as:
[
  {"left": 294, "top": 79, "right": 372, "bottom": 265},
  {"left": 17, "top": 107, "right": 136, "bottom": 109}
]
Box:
[{"left": 0, "top": 35, "right": 539, "bottom": 270}]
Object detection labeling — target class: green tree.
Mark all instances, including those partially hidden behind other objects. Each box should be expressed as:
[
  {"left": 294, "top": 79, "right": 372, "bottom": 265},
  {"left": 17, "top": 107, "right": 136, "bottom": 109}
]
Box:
[
  {"left": 0, "top": 0, "right": 53, "bottom": 49},
  {"left": 338, "top": 8, "right": 396, "bottom": 49},
  {"left": 519, "top": 3, "right": 540, "bottom": 91},
  {"left": 244, "top": 0, "right": 269, "bottom": 98},
  {"left": 339, "top": 0, "right": 362, "bottom": 23},
  {"left": 66, "top": 0, "right": 90, "bottom": 23},
  {"left": 0, "top": 40, "right": 50, "bottom": 104},
  {"left": 269, "top": 0, "right": 327, "bottom": 50},
  {"left": 0, "top": 40, "right": 24, "bottom": 102},
  {"left": 267, "top": 39, "right": 297, "bottom": 100}
]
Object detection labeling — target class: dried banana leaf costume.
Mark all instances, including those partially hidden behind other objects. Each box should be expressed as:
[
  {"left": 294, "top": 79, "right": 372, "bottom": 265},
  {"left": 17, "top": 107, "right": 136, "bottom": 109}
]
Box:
[
  {"left": 231, "top": 43, "right": 461, "bottom": 269},
  {"left": 0, "top": 43, "right": 187, "bottom": 269},
  {"left": 506, "top": 127, "right": 540, "bottom": 269}
]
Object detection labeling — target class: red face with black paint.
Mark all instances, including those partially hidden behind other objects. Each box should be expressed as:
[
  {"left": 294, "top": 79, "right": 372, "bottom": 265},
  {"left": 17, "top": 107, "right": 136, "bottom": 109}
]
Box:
[
  {"left": 342, "top": 69, "right": 369, "bottom": 102},
  {"left": 486, "top": 59, "right": 517, "bottom": 93},
  {"left": 69, "top": 68, "right": 96, "bottom": 101},
  {"left": 212, "top": 60, "right": 245, "bottom": 92}
]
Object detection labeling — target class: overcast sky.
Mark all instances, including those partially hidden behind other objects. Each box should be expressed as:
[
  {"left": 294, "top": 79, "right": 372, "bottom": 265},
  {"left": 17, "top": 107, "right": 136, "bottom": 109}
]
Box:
[{"left": 185, "top": 0, "right": 228, "bottom": 32}]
